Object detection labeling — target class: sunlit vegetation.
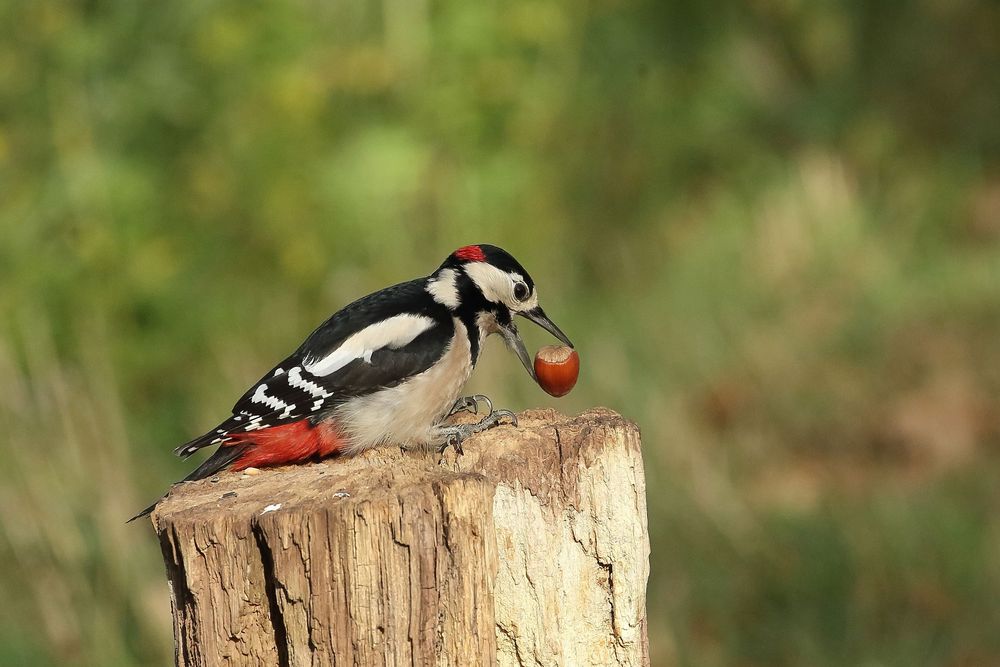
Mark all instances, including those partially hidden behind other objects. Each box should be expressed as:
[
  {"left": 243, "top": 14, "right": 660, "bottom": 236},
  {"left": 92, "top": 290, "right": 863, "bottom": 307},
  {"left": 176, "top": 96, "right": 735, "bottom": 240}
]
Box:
[{"left": 2, "top": 1, "right": 999, "bottom": 665}]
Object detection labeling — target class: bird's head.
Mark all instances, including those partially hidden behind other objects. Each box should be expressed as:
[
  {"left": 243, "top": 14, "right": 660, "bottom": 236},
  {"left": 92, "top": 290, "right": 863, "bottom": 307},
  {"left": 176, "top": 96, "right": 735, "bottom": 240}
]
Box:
[{"left": 430, "top": 244, "right": 573, "bottom": 380}]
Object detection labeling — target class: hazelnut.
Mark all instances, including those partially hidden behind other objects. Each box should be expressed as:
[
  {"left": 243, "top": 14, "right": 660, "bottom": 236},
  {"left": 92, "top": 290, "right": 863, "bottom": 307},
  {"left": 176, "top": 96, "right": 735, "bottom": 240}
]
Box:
[{"left": 533, "top": 345, "right": 580, "bottom": 397}]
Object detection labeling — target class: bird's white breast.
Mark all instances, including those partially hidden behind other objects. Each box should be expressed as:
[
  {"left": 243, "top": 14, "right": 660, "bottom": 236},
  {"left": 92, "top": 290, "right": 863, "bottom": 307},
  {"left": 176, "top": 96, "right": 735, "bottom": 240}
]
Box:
[{"left": 331, "top": 317, "right": 474, "bottom": 453}]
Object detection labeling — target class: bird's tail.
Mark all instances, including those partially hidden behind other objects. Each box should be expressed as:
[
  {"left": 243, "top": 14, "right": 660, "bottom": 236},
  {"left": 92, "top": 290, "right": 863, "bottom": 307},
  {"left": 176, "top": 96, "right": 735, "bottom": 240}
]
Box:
[{"left": 126, "top": 444, "right": 250, "bottom": 523}]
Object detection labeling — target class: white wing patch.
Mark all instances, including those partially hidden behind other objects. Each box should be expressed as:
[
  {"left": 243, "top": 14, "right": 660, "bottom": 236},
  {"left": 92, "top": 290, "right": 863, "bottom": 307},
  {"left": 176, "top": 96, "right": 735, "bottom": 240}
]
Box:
[{"left": 304, "top": 314, "right": 436, "bottom": 377}]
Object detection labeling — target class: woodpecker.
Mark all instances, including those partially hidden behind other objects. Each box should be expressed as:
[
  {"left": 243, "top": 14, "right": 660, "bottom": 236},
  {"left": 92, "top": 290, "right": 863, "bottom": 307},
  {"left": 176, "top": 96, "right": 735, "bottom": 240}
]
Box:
[{"left": 130, "top": 244, "right": 573, "bottom": 521}]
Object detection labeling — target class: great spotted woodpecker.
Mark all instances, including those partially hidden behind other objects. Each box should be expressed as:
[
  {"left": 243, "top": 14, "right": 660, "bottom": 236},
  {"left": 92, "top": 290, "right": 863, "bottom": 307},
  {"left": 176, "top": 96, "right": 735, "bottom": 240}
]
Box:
[{"left": 130, "top": 244, "right": 573, "bottom": 521}]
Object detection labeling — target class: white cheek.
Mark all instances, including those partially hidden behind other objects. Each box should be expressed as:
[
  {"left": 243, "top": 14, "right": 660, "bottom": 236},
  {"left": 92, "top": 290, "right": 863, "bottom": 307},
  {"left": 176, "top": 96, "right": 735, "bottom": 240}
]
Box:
[{"left": 465, "top": 263, "right": 515, "bottom": 304}]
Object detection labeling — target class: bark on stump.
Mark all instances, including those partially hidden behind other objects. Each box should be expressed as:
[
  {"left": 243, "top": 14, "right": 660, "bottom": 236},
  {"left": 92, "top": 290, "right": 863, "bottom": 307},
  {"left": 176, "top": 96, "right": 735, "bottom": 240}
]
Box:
[{"left": 152, "top": 408, "right": 649, "bottom": 666}]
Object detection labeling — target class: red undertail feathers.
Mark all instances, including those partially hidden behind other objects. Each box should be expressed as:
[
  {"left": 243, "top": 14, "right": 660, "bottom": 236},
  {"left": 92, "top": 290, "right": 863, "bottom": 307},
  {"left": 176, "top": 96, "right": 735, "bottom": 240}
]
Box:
[{"left": 226, "top": 419, "right": 344, "bottom": 470}]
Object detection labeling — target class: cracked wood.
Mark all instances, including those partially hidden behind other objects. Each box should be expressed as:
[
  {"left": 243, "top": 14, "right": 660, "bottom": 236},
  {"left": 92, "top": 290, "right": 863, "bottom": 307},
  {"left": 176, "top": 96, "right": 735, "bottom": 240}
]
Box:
[{"left": 152, "top": 408, "right": 649, "bottom": 666}]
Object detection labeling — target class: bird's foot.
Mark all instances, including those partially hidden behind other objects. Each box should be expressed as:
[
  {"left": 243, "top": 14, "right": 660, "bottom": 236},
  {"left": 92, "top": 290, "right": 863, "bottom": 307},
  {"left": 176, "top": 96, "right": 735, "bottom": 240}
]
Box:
[
  {"left": 436, "top": 408, "right": 518, "bottom": 455},
  {"left": 446, "top": 394, "right": 494, "bottom": 418}
]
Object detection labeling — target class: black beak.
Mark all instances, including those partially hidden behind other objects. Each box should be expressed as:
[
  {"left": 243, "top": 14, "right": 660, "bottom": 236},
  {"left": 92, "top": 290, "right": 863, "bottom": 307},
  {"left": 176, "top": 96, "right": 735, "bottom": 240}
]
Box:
[
  {"left": 501, "top": 320, "right": 537, "bottom": 381},
  {"left": 518, "top": 306, "right": 573, "bottom": 348},
  {"left": 502, "top": 307, "right": 574, "bottom": 381}
]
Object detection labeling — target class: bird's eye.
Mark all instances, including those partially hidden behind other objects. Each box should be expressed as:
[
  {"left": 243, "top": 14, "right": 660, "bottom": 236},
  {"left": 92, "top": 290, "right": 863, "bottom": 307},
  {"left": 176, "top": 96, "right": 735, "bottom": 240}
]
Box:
[{"left": 513, "top": 282, "right": 529, "bottom": 302}]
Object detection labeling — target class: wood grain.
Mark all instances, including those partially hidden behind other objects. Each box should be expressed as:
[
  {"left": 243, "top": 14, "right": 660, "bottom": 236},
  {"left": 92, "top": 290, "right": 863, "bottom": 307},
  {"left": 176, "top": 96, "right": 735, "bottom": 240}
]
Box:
[{"left": 153, "top": 408, "right": 649, "bottom": 666}]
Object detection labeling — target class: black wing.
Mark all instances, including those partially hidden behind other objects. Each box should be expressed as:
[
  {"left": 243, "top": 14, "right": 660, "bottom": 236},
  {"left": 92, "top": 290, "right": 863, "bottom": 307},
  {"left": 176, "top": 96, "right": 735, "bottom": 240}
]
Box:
[{"left": 175, "top": 278, "right": 456, "bottom": 457}]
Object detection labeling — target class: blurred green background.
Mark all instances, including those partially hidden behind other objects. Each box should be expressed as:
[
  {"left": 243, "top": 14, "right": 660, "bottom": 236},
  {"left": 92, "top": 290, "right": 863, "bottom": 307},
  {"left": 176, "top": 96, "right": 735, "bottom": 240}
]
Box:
[{"left": 2, "top": 1, "right": 1000, "bottom": 665}]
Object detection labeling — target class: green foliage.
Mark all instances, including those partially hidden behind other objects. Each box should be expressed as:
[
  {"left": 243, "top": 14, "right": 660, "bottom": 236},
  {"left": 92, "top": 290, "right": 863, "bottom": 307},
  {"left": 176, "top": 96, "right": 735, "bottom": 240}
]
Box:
[{"left": 1, "top": 1, "right": 999, "bottom": 665}]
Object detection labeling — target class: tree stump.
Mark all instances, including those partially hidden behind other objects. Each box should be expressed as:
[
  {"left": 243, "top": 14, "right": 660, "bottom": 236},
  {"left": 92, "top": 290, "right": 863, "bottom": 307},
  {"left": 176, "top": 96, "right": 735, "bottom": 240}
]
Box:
[{"left": 152, "top": 408, "right": 649, "bottom": 666}]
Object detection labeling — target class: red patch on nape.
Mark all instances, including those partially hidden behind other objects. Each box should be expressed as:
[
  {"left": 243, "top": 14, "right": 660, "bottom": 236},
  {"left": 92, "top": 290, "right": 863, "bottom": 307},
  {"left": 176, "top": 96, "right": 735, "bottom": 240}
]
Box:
[
  {"left": 227, "top": 420, "right": 344, "bottom": 471},
  {"left": 454, "top": 245, "right": 487, "bottom": 262}
]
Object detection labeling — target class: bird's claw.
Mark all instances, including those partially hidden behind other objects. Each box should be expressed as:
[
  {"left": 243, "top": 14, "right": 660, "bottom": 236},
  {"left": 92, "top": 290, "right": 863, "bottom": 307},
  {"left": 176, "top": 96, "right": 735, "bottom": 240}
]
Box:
[
  {"left": 442, "top": 432, "right": 465, "bottom": 456},
  {"left": 436, "top": 406, "right": 518, "bottom": 455},
  {"left": 490, "top": 409, "right": 518, "bottom": 428},
  {"left": 447, "top": 394, "right": 494, "bottom": 418},
  {"left": 436, "top": 432, "right": 462, "bottom": 455},
  {"left": 447, "top": 396, "right": 478, "bottom": 417}
]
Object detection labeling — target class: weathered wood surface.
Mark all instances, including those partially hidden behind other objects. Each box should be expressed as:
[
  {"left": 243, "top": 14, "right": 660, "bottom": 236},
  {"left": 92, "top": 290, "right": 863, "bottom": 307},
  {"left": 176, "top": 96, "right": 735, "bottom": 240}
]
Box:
[{"left": 153, "top": 408, "right": 649, "bottom": 666}]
